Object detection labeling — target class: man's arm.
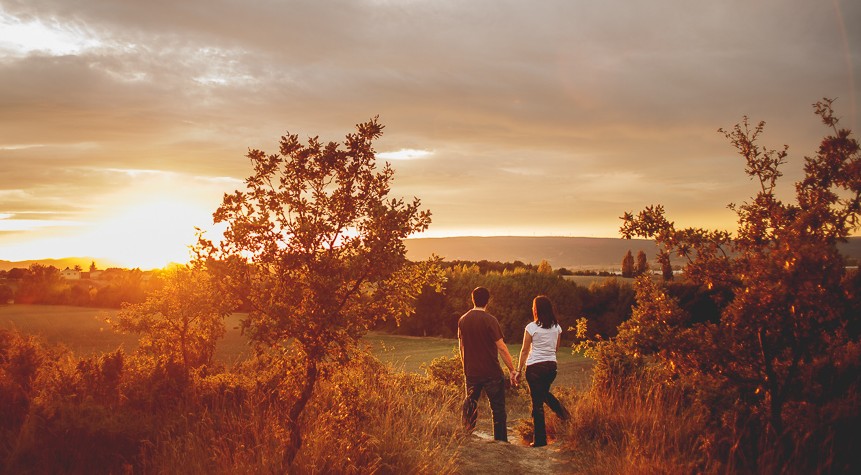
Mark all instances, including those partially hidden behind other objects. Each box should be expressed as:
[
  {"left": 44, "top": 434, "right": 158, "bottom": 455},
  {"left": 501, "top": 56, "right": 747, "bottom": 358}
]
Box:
[
  {"left": 495, "top": 338, "right": 516, "bottom": 373},
  {"left": 458, "top": 335, "right": 464, "bottom": 362}
]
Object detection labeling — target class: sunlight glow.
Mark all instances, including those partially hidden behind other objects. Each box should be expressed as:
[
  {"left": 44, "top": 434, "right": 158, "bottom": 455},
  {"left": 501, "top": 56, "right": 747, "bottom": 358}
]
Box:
[
  {"left": 0, "top": 217, "right": 82, "bottom": 232},
  {"left": 0, "top": 11, "right": 102, "bottom": 56},
  {"left": 377, "top": 149, "right": 433, "bottom": 160},
  {"left": 83, "top": 199, "right": 216, "bottom": 269},
  {"left": 0, "top": 175, "right": 229, "bottom": 269}
]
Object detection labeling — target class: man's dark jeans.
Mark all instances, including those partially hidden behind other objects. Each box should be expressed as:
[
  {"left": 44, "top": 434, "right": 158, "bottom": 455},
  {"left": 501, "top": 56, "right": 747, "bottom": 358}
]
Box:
[
  {"left": 462, "top": 375, "right": 507, "bottom": 442},
  {"left": 525, "top": 361, "right": 567, "bottom": 446}
]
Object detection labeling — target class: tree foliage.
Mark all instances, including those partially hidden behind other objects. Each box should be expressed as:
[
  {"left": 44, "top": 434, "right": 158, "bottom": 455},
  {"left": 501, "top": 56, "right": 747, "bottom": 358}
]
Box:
[
  {"left": 621, "top": 250, "right": 634, "bottom": 278},
  {"left": 109, "top": 266, "right": 235, "bottom": 370},
  {"left": 14, "top": 265, "right": 65, "bottom": 304},
  {"left": 537, "top": 259, "right": 553, "bottom": 274},
  {"left": 196, "top": 117, "right": 442, "bottom": 466},
  {"left": 657, "top": 250, "right": 673, "bottom": 281},
  {"left": 385, "top": 263, "right": 637, "bottom": 343},
  {"left": 614, "top": 99, "right": 861, "bottom": 470},
  {"left": 634, "top": 250, "right": 648, "bottom": 277}
]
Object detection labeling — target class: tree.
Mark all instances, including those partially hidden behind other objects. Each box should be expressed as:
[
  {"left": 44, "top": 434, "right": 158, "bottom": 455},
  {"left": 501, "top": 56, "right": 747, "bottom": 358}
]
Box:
[
  {"left": 617, "top": 99, "right": 861, "bottom": 467},
  {"left": 15, "top": 264, "right": 64, "bottom": 304},
  {"left": 109, "top": 266, "right": 234, "bottom": 370},
  {"left": 89, "top": 261, "right": 97, "bottom": 273},
  {"left": 621, "top": 250, "right": 634, "bottom": 278},
  {"left": 657, "top": 250, "right": 673, "bottom": 281},
  {"left": 633, "top": 250, "right": 648, "bottom": 276},
  {"left": 196, "top": 118, "right": 442, "bottom": 466},
  {"left": 537, "top": 259, "right": 553, "bottom": 274},
  {"left": 6, "top": 268, "right": 27, "bottom": 280},
  {"left": 0, "top": 284, "right": 13, "bottom": 304},
  {"left": 92, "top": 268, "right": 147, "bottom": 308}
]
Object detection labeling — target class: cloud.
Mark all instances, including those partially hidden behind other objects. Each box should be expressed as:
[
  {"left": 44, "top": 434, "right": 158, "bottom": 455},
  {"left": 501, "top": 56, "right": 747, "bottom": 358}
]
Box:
[
  {"left": 378, "top": 149, "right": 433, "bottom": 160},
  {"left": 0, "top": 0, "right": 857, "bottom": 262}
]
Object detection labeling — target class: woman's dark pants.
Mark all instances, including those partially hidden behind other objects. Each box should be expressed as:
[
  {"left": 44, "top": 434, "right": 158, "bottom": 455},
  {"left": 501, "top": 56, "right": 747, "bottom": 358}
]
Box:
[{"left": 525, "top": 361, "right": 567, "bottom": 446}]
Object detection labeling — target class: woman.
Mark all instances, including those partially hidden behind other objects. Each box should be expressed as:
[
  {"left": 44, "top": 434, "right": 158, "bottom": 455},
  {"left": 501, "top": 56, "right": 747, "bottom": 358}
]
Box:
[{"left": 516, "top": 295, "right": 569, "bottom": 447}]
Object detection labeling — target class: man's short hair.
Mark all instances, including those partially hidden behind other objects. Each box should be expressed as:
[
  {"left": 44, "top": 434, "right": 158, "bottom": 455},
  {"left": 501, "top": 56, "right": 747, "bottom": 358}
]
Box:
[{"left": 472, "top": 287, "right": 490, "bottom": 307}]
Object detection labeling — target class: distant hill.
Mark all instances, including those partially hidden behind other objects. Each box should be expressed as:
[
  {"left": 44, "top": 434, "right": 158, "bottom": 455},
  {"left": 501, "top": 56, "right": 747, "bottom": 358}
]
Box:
[
  {"left": 0, "top": 257, "right": 122, "bottom": 272},
  {"left": 405, "top": 236, "right": 861, "bottom": 271},
  {"left": 405, "top": 236, "right": 662, "bottom": 270},
  {"left": 840, "top": 237, "right": 861, "bottom": 263},
  {"left": 2, "top": 236, "right": 858, "bottom": 273}
]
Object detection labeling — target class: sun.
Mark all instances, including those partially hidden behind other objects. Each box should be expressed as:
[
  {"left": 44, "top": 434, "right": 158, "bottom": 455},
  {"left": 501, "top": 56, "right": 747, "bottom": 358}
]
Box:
[{"left": 87, "top": 198, "right": 216, "bottom": 270}]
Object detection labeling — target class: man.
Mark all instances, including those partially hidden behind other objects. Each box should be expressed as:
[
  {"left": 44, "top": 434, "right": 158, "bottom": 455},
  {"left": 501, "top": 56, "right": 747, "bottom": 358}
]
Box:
[{"left": 458, "top": 286, "right": 518, "bottom": 442}]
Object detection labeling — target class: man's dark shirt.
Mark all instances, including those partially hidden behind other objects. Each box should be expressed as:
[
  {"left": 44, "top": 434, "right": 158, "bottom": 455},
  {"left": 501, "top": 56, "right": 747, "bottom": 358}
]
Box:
[{"left": 458, "top": 308, "right": 504, "bottom": 379}]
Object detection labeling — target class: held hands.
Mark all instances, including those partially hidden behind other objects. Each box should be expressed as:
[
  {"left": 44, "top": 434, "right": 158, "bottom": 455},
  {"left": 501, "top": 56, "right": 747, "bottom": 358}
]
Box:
[{"left": 509, "top": 369, "right": 521, "bottom": 387}]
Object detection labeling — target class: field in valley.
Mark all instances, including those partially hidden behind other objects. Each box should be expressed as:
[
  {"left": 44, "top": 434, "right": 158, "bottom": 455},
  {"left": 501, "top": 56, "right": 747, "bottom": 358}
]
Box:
[{"left": 0, "top": 304, "right": 593, "bottom": 389}]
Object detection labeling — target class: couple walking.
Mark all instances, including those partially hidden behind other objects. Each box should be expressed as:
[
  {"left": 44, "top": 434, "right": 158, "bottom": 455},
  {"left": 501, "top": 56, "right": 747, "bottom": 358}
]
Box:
[{"left": 458, "top": 286, "right": 569, "bottom": 447}]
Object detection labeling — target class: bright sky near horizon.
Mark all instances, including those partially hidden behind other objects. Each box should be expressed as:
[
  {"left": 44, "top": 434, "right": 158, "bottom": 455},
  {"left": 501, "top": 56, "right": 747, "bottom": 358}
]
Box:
[{"left": 0, "top": 0, "right": 859, "bottom": 269}]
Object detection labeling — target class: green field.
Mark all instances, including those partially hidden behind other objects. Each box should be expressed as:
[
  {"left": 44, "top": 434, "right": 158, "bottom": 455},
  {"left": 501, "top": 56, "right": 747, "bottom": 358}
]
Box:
[
  {"left": 0, "top": 304, "right": 593, "bottom": 389},
  {"left": 562, "top": 274, "right": 632, "bottom": 287}
]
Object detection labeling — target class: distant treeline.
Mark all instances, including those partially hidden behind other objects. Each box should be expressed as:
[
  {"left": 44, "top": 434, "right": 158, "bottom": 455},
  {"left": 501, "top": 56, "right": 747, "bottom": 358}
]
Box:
[
  {"left": 0, "top": 264, "right": 159, "bottom": 308},
  {"left": 378, "top": 260, "right": 720, "bottom": 343},
  {"left": 1, "top": 261, "right": 720, "bottom": 344}
]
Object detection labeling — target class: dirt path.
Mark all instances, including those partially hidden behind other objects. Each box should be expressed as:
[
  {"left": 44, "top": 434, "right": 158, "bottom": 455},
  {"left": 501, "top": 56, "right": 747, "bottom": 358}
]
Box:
[{"left": 455, "top": 429, "right": 585, "bottom": 475}]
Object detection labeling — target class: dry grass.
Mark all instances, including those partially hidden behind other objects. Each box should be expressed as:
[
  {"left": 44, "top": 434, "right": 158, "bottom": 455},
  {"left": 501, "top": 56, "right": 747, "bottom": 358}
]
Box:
[
  {"left": 140, "top": 355, "right": 464, "bottom": 474},
  {"left": 1, "top": 328, "right": 464, "bottom": 474},
  {"left": 563, "top": 382, "right": 713, "bottom": 474}
]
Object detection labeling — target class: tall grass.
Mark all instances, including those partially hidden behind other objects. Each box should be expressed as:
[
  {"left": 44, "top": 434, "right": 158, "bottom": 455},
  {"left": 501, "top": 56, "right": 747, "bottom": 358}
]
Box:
[
  {"left": 0, "top": 328, "right": 462, "bottom": 474},
  {"left": 560, "top": 367, "right": 859, "bottom": 474},
  {"left": 562, "top": 379, "right": 713, "bottom": 474}
]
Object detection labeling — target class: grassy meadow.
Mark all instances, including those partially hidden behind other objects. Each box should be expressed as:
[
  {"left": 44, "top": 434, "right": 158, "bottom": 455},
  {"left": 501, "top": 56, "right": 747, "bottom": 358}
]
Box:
[
  {"left": 1, "top": 303, "right": 594, "bottom": 473},
  {"left": 0, "top": 304, "right": 593, "bottom": 389}
]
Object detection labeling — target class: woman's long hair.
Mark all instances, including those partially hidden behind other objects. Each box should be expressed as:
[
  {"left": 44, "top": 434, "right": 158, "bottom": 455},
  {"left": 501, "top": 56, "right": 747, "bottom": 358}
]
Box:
[{"left": 533, "top": 295, "right": 558, "bottom": 329}]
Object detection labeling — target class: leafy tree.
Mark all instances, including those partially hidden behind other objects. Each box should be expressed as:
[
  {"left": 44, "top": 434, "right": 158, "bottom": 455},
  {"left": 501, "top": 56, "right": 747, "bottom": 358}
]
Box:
[
  {"left": 581, "top": 277, "right": 635, "bottom": 339},
  {"left": 196, "top": 118, "right": 441, "bottom": 466},
  {"left": 657, "top": 250, "right": 673, "bottom": 281},
  {"left": 634, "top": 250, "right": 648, "bottom": 276},
  {"left": 15, "top": 265, "right": 64, "bottom": 304},
  {"left": 109, "top": 266, "right": 235, "bottom": 370},
  {"left": 621, "top": 250, "right": 634, "bottom": 278},
  {"left": 391, "top": 285, "right": 453, "bottom": 337},
  {"left": 617, "top": 99, "right": 861, "bottom": 468},
  {"left": 89, "top": 261, "right": 97, "bottom": 273},
  {"left": 0, "top": 284, "right": 12, "bottom": 304},
  {"left": 5, "top": 268, "right": 27, "bottom": 280},
  {"left": 92, "top": 269, "right": 148, "bottom": 308},
  {"left": 537, "top": 259, "right": 553, "bottom": 274},
  {"left": 68, "top": 283, "right": 93, "bottom": 306}
]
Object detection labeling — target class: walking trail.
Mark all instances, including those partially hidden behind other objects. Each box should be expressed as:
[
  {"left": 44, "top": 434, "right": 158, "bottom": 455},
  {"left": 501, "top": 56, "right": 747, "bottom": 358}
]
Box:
[{"left": 455, "top": 429, "right": 585, "bottom": 475}]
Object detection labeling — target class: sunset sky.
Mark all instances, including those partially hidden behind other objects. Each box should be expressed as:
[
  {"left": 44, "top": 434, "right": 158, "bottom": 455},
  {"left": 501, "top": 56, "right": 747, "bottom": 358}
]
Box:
[{"left": 1, "top": 0, "right": 859, "bottom": 269}]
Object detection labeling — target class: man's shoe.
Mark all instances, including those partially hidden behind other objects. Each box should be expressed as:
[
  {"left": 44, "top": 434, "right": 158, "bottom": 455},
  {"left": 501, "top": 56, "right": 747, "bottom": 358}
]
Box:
[{"left": 529, "top": 442, "right": 547, "bottom": 448}]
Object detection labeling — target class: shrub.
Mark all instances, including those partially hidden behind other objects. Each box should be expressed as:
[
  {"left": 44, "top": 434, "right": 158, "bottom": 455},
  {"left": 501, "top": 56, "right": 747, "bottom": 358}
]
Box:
[
  {"left": 606, "top": 99, "right": 861, "bottom": 472},
  {"left": 423, "top": 349, "right": 463, "bottom": 387}
]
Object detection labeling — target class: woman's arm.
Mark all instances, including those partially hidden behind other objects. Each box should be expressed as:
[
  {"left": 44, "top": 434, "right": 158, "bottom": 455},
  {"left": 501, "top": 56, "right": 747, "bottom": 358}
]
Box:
[
  {"left": 556, "top": 329, "right": 561, "bottom": 351},
  {"left": 517, "top": 329, "right": 532, "bottom": 371}
]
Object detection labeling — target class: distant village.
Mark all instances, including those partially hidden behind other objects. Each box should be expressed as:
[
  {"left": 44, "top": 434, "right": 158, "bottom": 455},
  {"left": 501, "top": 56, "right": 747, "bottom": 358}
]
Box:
[
  {"left": 57, "top": 263, "right": 156, "bottom": 283},
  {"left": 0, "top": 262, "right": 161, "bottom": 307}
]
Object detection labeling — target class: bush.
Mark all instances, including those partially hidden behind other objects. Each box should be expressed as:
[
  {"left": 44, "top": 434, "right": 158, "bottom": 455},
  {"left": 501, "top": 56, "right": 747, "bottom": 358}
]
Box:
[
  {"left": 1, "top": 330, "right": 463, "bottom": 474},
  {"left": 423, "top": 349, "right": 463, "bottom": 387}
]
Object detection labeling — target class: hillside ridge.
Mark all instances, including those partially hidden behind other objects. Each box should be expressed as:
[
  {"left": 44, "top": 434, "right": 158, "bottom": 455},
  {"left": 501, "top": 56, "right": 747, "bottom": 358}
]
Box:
[
  {"left": 406, "top": 235, "right": 861, "bottom": 270},
  {"left": 2, "top": 236, "right": 859, "bottom": 272}
]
